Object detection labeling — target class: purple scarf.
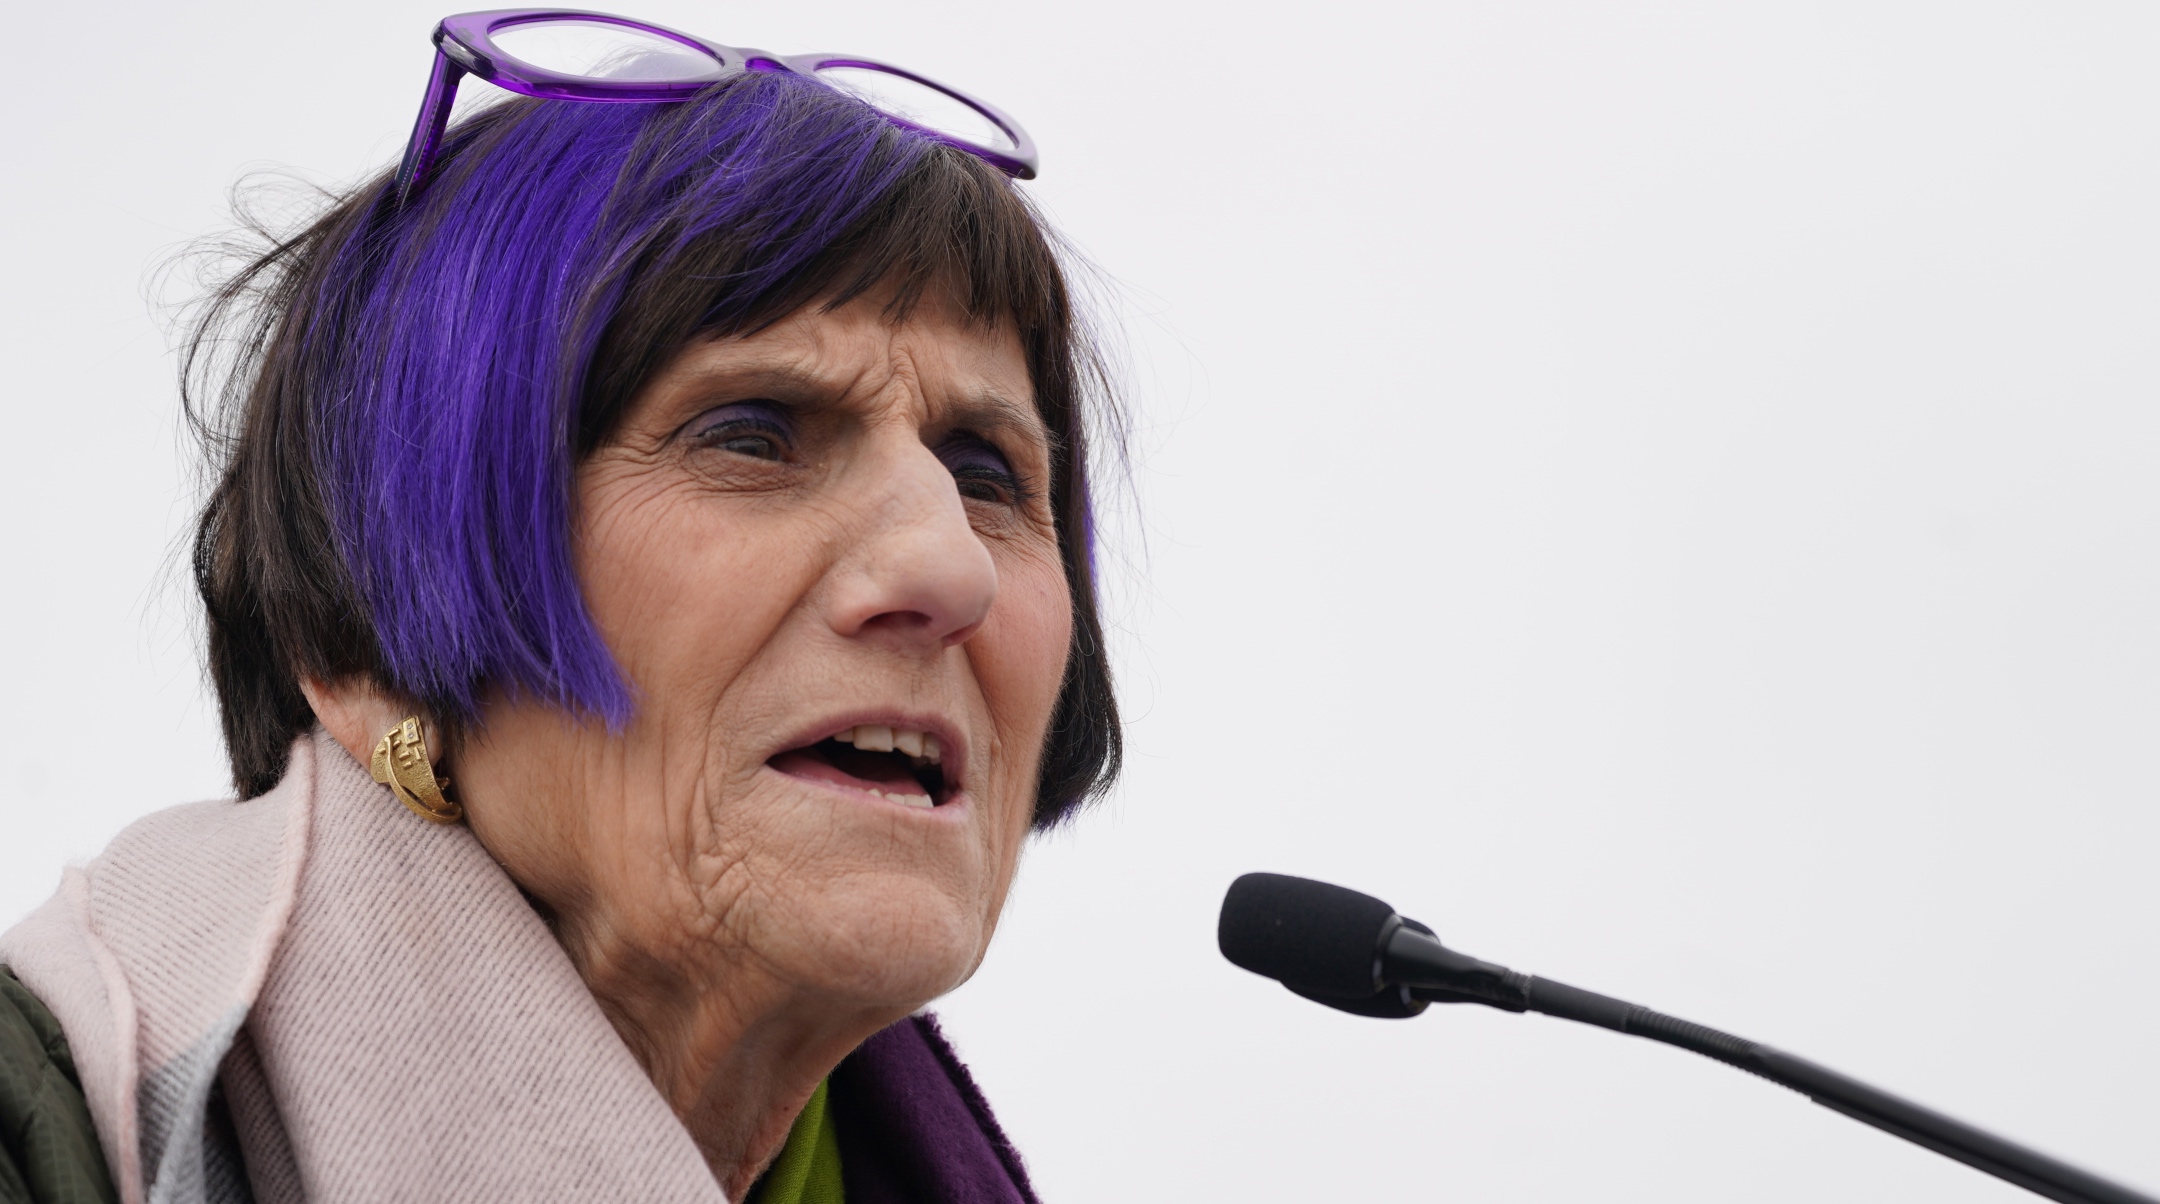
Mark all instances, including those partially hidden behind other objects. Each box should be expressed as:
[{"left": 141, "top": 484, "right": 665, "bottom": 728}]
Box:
[{"left": 832, "top": 1014, "right": 1041, "bottom": 1204}]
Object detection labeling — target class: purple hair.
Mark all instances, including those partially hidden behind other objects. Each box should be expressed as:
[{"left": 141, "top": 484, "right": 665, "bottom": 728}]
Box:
[{"left": 189, "top": 71, "right": 1121, "bottom": 822}]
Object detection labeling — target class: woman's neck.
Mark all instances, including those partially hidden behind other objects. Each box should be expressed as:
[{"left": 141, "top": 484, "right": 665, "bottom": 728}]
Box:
[{"left": 553, "top": 911, "right": 901, "bottom": 1199}]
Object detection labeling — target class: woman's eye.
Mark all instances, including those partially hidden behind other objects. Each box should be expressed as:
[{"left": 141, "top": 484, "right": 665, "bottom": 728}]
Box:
[
  {"left": 717, "top": 433, "right": 782, "bottom": 460},
  {"left": 938, "top": 435, "right": 1024, "bottom": 505},
  {"left": 692, "top": 403, "right": 794, "bottom": 461}
]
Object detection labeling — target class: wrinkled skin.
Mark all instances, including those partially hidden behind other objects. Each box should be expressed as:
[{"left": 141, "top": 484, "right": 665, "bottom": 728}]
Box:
[{"left": 306, "top": 288, "right": 1073, "bottom": 1197}]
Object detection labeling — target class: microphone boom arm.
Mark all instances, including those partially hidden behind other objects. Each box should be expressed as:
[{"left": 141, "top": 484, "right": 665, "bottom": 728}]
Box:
[
  {"left": 1384, "top": 927, "right": 2155, "bottom": 1204},
  {"left": 1512, "top": 977, "right": 2148, "bottom": 1204},
  {"left": 1216, "top": 873, "right": 2154, "bottom": 1204}
]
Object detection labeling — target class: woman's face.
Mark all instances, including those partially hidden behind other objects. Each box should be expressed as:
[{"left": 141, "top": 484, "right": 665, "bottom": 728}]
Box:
[{"left": 455, "top": 288, "right": 1071, "bottom": 1019}]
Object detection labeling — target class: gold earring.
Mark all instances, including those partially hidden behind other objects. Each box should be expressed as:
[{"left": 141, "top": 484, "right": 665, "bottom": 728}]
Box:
[{"left": 370, "top": 716, "right": 464, "bottom": 824}]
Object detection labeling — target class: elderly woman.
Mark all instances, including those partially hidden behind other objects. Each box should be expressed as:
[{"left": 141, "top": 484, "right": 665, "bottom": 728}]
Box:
[{"left": 0, "top": 12, "right": 1117, "bottom": 1204}]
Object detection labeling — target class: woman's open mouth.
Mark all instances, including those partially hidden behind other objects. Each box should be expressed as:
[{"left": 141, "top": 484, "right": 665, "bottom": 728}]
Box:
[{"left": 768, "top": 725, "right": 952, "bottom": 809}]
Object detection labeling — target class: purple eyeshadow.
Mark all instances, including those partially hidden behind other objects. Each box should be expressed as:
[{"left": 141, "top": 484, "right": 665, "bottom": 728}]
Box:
[
  {"left": 693, "top": 401, "right": 794, "bottom": 439},
  {"left": 935, "top": 434, "right": 1013, "bottom": 477}
]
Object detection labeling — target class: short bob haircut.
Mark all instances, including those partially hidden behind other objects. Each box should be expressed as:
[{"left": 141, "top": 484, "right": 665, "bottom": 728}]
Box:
[{"left": 187, "top": 70, "right": 1119, "bottom": 827}]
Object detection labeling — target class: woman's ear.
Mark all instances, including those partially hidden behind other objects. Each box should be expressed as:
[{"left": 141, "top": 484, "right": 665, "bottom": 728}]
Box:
[{"left": 299, "top": 677, "right": 446, "bottom": 769}]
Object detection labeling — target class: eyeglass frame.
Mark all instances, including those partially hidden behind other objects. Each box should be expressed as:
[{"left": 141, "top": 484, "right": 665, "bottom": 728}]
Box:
[{"left": 395, "top": 8, "right": 1040, "bottom": 206}]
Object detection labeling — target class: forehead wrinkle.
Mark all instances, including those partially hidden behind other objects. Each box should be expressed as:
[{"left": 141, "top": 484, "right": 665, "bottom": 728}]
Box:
[{"left": 660, "top": 340, "right": 872, "bottom": 411}]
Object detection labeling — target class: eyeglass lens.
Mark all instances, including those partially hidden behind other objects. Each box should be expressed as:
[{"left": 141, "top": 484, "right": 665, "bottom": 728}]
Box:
[
  {"left": 484, "top": 19, "right": 1014, "bottom": 153},
  {"left": 491, "top": 18, "right": 723, "bottom": 81},
  {"left": 806, "top": 65, "right": 1016, "bottom": 153}
]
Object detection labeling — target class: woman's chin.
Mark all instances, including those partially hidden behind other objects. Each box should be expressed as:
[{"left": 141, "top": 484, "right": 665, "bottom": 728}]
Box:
[{"left": 766, "top": 873, "right": 993, "bottom": 1008}]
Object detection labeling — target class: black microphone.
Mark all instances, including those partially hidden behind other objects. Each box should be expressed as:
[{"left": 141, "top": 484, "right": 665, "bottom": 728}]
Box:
[{"left": 1218, "top": 872, "right": 2156, "bottom": 1204}]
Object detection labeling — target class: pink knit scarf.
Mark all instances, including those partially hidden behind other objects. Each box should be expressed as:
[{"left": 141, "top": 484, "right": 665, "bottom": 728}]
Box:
[{"left": 1, "top": 729, "right": 731, "bottom": 1204}]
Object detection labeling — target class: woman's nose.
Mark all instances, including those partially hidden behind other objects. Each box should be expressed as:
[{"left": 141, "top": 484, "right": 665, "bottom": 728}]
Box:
[{"left": 823, "top": 446, "right": 998, "bottom": 651}]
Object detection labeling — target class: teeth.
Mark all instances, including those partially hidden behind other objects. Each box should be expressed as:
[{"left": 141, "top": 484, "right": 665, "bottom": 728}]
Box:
[
  {"left": 836, "top": 725, "right": 942, "bottom": 765},
  {"left": 854, "top": 725, "right": 895, "bottom": 752},
  {"left": 885, "top": 791, "right": 935, "bottom": 809}
]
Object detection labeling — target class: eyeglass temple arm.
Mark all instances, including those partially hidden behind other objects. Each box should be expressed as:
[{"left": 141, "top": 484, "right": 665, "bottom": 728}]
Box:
[{"left": 395, "top": 51, "right": 469, "bottom": 209}]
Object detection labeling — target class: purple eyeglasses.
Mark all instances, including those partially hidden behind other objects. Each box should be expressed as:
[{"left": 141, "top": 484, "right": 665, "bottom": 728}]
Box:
[{"left": 395, "top": 8, "right": 1039, "bottom": 205}]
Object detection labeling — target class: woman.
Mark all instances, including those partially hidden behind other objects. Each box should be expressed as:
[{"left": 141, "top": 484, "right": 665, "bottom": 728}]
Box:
[{"left": 0, "top": 11, "right": 1118, "bottom": 1204}]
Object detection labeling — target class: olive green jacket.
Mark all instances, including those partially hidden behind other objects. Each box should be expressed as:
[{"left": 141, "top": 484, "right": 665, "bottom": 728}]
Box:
[{"left": 0, "top": 969, "right": 116, "bottom": 1204}]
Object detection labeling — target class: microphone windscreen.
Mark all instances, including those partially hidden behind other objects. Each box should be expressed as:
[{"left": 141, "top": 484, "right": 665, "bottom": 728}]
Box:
[
  {"left": 1285, "top": 981, "right": 1430, "bottom": 1020},
  {"left": 1218, "top": 873, "right": 1397, "bottom": 998}
]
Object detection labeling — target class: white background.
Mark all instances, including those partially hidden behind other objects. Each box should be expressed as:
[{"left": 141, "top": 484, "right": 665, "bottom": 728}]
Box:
[{"left": 5, "top": 2, "right": 2156, "bottom": 1201}]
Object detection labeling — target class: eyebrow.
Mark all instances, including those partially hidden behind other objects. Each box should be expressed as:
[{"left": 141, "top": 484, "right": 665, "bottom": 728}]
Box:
[
  {"left": 943, "top": 388, "right": 1050, "bottom": 445},
  {"left": 665, "top": 360, "right": 837, "bottom": 405}
]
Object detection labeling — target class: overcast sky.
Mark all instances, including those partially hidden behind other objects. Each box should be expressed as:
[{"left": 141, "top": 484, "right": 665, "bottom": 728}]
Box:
[{"left": 5, "top": 2, "right": 2156, "bottom": 1200}]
